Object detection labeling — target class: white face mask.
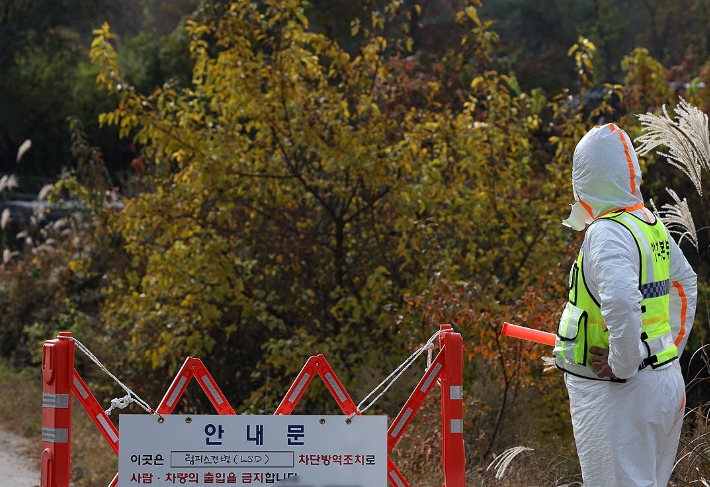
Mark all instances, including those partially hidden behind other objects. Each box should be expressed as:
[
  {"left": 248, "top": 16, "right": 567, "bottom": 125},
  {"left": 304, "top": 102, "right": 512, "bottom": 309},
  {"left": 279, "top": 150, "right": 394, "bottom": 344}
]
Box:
[{"left": 562, "top": 201, "right": 593, "bottom": 231}]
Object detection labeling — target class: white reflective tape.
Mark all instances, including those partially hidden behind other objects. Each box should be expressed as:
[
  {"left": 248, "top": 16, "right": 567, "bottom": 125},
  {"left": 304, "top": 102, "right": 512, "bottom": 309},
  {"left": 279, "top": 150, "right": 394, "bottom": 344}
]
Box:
[
  {"left": 73, "top": 376, "right": 89, "bottom": 399},
  {"left": 450, "top": 419, "right": 463, "bottom": 434},
  {"left": 288, "top": 373, "right": 310, "bottom": 403},
  {"left": 647, "top": 332, "right": 675, "bottom": 355},
  {"left": 420, "top": 363, "right": 442, "bottom": 393},
  {"left": 324, "top": 373, "right": 346, "bottom": 403},
  {"left": 97, "top": 414, "right": 119, "bottom": 443},
  {"left": 42, "top": 427, "right": 69, "bottom": 443},
  {"left": 391, "top": 408, "right": 413, "bottom": 438},
  {"left": 167, "top": 376, "right": 187, "bottom": 407},
  {"left": 201, "top": 375, "right": 224, "bottom": 405},
  {"left": 389, "top": 471, "right": 407, "bottom": 487},
  {"left": 449, "top": 385, "right": 463, "bottom": 400},
  {"left": 43, "top": 393, "right": 69, "bottom": 409}
]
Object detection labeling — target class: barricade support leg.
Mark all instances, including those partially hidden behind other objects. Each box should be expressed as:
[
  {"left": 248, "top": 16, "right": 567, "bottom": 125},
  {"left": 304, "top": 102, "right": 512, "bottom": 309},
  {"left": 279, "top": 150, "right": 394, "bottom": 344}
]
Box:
[
  {"left": 72, "top": 370, "right": 119, "bottom": 454},
  {"left": 387, "top": 457, "right": 410, "bottom": 487},
  {"left": 275, "top": 354, "right": 358, "bottom": 416},
  {"left": 157, "top": 357, "right": 236, "bottom": 415}
]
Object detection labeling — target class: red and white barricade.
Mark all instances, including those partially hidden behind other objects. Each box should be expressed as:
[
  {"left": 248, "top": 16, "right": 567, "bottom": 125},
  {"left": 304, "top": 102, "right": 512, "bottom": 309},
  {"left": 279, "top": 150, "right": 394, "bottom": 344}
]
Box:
[{"left": 40, "top": 324, "right": 465, "bottom": 486}]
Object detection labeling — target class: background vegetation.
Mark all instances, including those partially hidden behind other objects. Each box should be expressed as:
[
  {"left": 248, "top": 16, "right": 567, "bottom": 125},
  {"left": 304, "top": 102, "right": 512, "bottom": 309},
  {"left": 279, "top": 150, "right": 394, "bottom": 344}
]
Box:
[{"left": 1, "top": 0, "right": 709, "bottom": 485}]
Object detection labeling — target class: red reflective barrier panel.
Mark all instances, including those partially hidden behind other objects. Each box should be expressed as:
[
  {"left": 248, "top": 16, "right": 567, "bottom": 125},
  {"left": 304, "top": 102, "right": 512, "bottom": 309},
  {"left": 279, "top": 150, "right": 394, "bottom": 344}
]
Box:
[{"left": 41, "top": 332, "right": 74, "bottom": 487}]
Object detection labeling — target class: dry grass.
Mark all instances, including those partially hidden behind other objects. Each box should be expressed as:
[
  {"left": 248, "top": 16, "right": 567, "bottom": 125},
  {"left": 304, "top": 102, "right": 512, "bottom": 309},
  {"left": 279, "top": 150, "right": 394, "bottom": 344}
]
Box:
[
  {"left": 0, "top": 362, "right": 44, "bottom": 472},
  {"left": 0, "top": 361, "right": 117, "bottom": 486}
]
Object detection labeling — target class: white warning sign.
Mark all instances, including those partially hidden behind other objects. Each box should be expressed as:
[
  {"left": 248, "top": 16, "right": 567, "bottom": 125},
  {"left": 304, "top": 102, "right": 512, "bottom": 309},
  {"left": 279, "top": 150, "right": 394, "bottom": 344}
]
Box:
[{"left": 118, "top": 414, "right": 387, "bottom": 486}]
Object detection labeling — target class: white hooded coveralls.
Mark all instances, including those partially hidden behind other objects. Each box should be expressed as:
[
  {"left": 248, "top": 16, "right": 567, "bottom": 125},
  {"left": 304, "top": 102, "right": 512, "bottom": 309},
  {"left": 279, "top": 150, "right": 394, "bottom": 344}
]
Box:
[{"left": 561, "top": 124, "right": 697, "bottom": 487}]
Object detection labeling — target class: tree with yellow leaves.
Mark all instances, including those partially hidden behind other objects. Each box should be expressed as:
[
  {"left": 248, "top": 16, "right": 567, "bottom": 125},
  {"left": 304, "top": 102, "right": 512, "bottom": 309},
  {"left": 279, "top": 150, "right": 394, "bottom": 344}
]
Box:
[{"left": 88, "top": 0, "right": 603, "bottom": 469}]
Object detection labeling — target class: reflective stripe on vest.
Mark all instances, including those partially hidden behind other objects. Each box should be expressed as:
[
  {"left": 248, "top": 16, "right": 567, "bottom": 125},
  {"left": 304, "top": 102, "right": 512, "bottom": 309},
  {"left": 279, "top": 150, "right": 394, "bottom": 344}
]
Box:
[{"left": 554, "top": 210, "right": 676, "bottom": 380}]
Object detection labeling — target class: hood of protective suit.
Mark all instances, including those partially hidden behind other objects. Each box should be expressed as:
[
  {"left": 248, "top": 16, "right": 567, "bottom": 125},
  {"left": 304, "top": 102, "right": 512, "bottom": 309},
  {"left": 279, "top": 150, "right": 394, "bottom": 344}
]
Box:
[{"left": 562, "top": 124, "right": 645, "bottom": 231}]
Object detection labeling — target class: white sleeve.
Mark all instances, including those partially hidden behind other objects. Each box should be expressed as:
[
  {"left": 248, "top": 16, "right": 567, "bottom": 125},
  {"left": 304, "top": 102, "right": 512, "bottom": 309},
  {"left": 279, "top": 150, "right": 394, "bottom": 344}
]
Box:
[
  {"left": 667, "top": 235, "right": 697, "bottom": 357},
  {"left": 583, "top": 221, "right": 645, "bottom": 380}
]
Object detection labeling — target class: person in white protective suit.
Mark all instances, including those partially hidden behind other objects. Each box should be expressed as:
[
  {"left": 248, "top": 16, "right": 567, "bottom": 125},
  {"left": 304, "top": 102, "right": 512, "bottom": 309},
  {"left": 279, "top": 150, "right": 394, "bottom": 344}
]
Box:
[{"left": 553, "top": 123, "right": 698, "bottom": 487}]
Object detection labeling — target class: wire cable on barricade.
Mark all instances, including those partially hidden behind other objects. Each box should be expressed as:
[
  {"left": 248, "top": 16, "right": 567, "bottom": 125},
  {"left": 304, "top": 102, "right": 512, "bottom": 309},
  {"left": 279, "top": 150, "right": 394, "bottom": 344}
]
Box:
[
  {"left": 58, "top": 334, "right": 158, "bottom": 418},
  {"left": 354, "top": 329, "right": 443, "bottom": 417}
]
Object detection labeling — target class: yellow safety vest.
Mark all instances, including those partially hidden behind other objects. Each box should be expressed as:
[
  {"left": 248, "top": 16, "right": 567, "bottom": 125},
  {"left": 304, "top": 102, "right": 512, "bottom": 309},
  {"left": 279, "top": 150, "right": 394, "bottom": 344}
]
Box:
[{"left": 554, "top": 210, "right": 676, "bottom": 381}]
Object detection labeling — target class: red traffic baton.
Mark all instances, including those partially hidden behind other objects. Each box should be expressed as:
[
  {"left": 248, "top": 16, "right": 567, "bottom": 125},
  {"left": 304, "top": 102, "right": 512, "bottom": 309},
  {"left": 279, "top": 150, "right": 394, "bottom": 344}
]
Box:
[{"left": 501, "top": 322, "right": 556, "bottom": 347}]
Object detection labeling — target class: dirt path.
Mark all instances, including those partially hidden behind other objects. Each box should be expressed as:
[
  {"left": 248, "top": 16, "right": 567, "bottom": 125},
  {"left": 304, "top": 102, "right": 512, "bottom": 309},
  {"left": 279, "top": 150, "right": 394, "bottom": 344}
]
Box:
[{"left": 0, "top": 428, "right": 40, "bottom": 487}]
